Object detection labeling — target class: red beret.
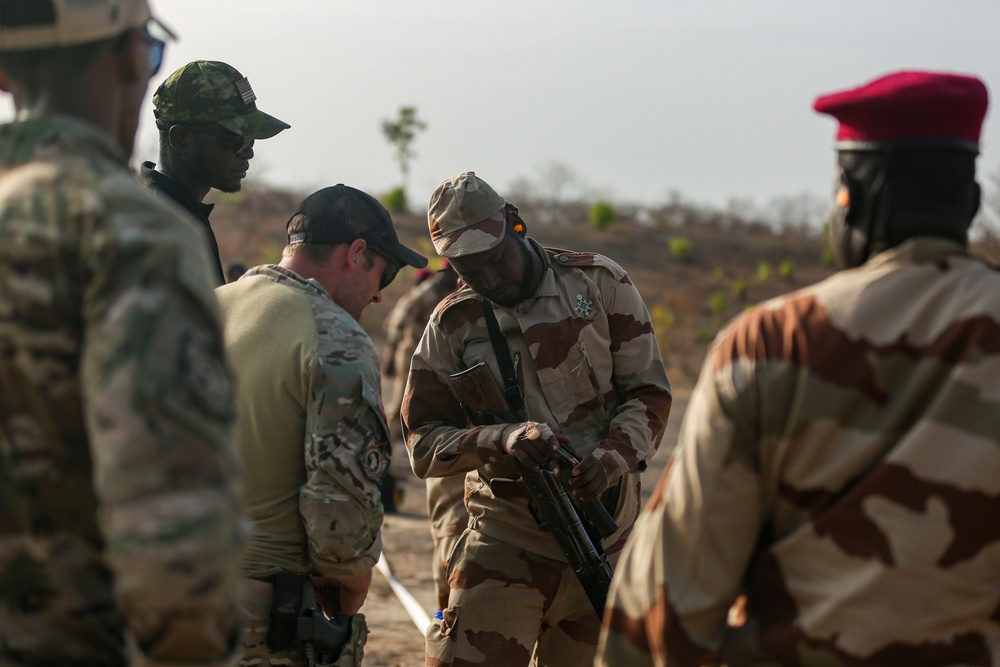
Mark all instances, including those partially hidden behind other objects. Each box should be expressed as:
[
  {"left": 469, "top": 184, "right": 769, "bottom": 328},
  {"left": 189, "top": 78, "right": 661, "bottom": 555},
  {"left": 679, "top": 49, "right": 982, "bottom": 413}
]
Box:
[{"left": 814, "top": 71, "right": 989, "bottom": 150}]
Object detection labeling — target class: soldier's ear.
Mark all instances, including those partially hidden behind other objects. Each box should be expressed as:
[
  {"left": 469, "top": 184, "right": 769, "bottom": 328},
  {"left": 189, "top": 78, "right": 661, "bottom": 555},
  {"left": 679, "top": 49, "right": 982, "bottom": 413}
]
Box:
[{"left": 167, "top": 125, "right": 192, "bottom": 152}]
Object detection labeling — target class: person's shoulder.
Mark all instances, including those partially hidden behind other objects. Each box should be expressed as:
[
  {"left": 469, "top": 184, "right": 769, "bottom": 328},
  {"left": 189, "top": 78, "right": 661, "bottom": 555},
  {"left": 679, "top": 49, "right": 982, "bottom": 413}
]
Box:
[
  {"left": 430, "top": 284, "right": 484, "bottom": 335},
  {"left": 544, "top": 246, "right": 628, "bottom": 281},
  {"left": 435, "top": 284, "right": 481, "bottom": 316},
  {"left": 308, "top": 291, "right": 377, "bottom": 356}
]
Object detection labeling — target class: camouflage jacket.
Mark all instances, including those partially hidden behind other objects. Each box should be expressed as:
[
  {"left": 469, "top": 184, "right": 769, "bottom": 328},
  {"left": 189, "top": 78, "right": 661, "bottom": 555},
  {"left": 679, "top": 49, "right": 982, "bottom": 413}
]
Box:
[
  {"left": 216, "top": 265, "right": 390, "bottom": 584},
  {"left": 0, "top": 115, "right": 244, "bottom": 665},
  {"left": 403, "top": 240, "right": 671, "bottom": 561},
  {"left": 384, "top": 276, "right": 443, "bottom": 379},
  {"left": 597, "top": 238, "right": 1000, "bottom": 667}
]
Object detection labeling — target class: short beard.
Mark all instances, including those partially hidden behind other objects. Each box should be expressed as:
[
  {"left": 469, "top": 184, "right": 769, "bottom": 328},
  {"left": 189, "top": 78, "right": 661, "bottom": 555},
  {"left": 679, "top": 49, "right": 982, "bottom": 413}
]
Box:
[{"left": 491, "top": 241, "right": 538, "bottom": 308}]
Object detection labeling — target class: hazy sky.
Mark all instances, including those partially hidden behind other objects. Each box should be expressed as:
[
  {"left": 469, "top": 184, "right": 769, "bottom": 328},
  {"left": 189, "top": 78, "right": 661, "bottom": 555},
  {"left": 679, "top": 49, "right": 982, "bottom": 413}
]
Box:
[{"left": 4, "top": 0, "right": 999, "bottom": 211}]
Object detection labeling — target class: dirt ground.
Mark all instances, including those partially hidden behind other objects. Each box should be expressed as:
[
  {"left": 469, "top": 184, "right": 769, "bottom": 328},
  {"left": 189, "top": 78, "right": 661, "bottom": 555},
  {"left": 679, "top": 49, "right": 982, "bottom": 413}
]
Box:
[{"left": 358, "top": 383, "right": 692, "bottom": 667}]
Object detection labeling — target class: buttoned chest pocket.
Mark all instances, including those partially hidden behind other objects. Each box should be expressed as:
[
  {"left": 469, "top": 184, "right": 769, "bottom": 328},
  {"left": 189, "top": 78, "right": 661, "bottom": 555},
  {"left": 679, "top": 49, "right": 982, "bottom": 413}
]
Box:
[{"left": 536, "top": 322, "right": 612, "bottom": 422}]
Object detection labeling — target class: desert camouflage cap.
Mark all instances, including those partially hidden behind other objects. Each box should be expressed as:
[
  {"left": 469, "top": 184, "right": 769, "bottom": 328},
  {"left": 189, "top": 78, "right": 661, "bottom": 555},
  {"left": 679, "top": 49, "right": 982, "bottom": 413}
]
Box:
[
  {"left": 0, "top": 0, "right": 174, "bottom": 51},
  {"left": 427, "top": 171, "right": 508, "bottom": 258},
  {"left": 153, "top": 60, "right": 290, "bottom": 140}
]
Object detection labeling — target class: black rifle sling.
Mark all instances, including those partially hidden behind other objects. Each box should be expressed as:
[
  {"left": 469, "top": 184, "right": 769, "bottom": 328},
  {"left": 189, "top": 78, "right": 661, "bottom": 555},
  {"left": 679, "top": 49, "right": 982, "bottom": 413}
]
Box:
[
  {"left": 482, "top": 298, "right": 524, "bottom": 416},
  {"left": 481, "top": 299, "right": 613, "bottom": 617}
]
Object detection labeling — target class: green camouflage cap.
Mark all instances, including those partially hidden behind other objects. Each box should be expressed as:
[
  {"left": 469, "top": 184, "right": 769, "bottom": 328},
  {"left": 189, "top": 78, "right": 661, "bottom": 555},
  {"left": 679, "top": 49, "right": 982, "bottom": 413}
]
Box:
[
  {"left": 153, "top": 60, "right": 290, "bottom": 139},
  {"left": 427, "top": 171, "right": 509, "bottom": 258},
  {"left": 0, "top": 0, "right": 175, "bottom": 51}
]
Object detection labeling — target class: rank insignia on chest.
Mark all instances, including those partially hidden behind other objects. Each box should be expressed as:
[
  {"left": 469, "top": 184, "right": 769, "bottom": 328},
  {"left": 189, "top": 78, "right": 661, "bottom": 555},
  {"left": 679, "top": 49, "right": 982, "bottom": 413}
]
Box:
[{"left": 575, "top": 294, "right": 593, "bottom": 318}]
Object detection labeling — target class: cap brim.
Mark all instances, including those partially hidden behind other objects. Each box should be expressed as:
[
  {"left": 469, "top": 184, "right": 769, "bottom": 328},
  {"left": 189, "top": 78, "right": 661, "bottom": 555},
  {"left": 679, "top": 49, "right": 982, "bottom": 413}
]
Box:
[
  {"left": 382, "top": 242, "right": 428, "bottom": 270},
  {"left": 217, "top": 109, "right": 291, "bottom": 140}
]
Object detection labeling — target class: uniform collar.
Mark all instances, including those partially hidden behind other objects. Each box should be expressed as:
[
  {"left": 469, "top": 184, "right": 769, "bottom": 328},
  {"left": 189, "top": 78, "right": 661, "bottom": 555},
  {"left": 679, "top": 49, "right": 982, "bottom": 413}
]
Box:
[{"left": 867, "top": 237, "right": 971, "bottom": 267}]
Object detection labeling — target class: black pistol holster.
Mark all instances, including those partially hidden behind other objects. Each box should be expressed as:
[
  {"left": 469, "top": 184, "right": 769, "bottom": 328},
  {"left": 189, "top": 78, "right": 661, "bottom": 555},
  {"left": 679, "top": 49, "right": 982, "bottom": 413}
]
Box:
[
  {"left": 266, "top": 571, "right": 367, "bottom": 665},
  {"left": 266, "top": 571, "right": 304, "bottom": 651}
]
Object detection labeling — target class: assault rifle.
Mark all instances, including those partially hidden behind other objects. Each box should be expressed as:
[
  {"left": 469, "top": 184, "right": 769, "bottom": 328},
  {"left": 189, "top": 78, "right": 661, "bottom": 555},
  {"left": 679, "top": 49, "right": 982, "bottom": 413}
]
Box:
[{"left": 450, "top": 361, "right": 617, "bottom": 617}]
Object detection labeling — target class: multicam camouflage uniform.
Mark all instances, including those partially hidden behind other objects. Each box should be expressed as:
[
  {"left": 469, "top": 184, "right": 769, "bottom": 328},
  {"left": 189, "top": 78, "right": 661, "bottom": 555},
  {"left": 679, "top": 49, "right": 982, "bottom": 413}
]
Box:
[
  {"left": 403, "top": 240, "right": 672, "bottom": 666},
  {"left": 596, "top": 238, "right": 1000, "bottom": 667},
  {"left": 0, "top": 115, "right": 244, "bottom": 665},
  {"left": 216, "top": 265, "right": 390, "bottom": 666}
]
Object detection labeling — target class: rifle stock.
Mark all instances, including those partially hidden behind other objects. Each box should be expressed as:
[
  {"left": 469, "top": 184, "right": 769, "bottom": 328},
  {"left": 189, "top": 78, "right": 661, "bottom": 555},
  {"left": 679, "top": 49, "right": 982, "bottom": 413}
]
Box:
[{"left": 449, "top": 361, "right": 616, "bottom": 617}]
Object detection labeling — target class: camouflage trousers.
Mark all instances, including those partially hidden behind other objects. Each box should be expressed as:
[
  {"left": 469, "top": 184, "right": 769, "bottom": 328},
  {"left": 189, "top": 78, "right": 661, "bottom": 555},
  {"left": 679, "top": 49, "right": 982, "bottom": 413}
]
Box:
[
  {"left": 425, "top": 530, "right": 607, "bottom": 667},
  {"left": 432, "top": 531, "right": 463, "bottom": 612}
]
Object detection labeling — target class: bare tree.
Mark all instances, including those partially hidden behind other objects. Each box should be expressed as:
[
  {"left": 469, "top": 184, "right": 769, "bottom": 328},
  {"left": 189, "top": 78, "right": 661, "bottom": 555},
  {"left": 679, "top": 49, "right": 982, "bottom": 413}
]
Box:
[{"left": 506, "top": 161, "right": 585, "bottom": 225}]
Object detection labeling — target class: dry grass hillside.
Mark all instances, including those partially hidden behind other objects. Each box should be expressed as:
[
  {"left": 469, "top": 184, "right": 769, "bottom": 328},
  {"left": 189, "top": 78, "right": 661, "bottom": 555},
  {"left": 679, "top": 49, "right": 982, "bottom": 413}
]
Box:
[{"left": 208, "top": 182, "right": 838, "bottom": 382}]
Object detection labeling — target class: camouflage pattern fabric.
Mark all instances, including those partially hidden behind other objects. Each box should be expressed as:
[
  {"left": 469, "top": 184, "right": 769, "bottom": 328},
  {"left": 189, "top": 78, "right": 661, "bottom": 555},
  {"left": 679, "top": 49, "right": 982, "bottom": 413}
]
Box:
[
  {"left": 0, "top": 115, "right": 244, "bottom": 665},
  {"left": 426, "top": 171, "right": 508, "bottom": 259},
  {"left": 596, "top": 238, "right": 1000, "bottom": 667},
  {"left": 240, "top": 578, "right": 310, "bottom": 667},
  {"left": 384, "top": 271, "right": 459, "bottom": 439},
  {"left": 153, "top": 61, "right": 290, "bottom": 140},
  {"left": 426, "top": 474, "right": 468, "bottom": 611},
  {"left": 427, "top": 530, "right": 617, "bottom": 666},
  {"left": 382, "top": 270, "right": 467, "bottom": 610},
  {"left": 403, "top": 240, "right": 671, "bottom": 665},
  {"left": 240, "top": 577, "right": 368, "bottom": 667},
  {"left": 215, "top": 266, "right": 390, "bottom": 659}
]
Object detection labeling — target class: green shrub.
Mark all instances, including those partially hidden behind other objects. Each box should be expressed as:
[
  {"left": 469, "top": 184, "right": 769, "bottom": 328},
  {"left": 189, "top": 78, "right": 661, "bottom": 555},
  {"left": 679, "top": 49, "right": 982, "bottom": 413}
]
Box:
[
  {"left": 712, "top": 267, "right": 726, "bottom": 281},
  {"left": 779, "top": 259, "right": 795, "bottom": 280},
  {"left": 381, "top": 186, "right": 407, "bottom": 214},
  {"left": 731, "top": 277, "right": 749, "bottom": 303},
  {"left": 589, "top": 200, "right": 617, "bottom": 230},
  {"left": 709, "top": 291, "right": 727, "bottom": 317},
  {"left": 695, "top": 326, "right": 715, "bottom": 344},
  {"left": 669, "top": 236, "right": 693, "bottom": 262},
  {"left": 757, "top": 260, "right": 772, "bottom": 281}
]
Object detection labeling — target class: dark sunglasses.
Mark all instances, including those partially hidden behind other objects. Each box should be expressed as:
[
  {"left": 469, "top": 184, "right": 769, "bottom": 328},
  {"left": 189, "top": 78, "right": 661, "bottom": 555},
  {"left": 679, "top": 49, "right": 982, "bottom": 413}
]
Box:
[
  {"left": 173, "top": 124, "right": 254, "bottom": 155},
  {"left": 370, "top": 249, "right": 400, "bottom": 290},
  {"left": 140, "top": 26, "right": 166, "bottom": 78}
]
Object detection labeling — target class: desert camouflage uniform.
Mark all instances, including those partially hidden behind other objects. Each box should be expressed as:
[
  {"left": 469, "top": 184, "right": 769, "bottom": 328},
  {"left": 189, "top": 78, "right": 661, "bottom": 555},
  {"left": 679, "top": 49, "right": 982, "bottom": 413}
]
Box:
[
  {"left": 404, "top": 240, "right": 672, "bottom": 666},
  {"left": 385, "top": 272, "right": 457, "bottom": 438},
  {"left": 596, "top": 237, "right": 1000, "bottom": 667},
  {"left": 426, "top": 474, "right": 469, "bottom": 611},
  {"left": 0, "top": 115, "right": 244, "bottom": 665},
  {"left": 384, "top": 271, "right": 466, "bottom": 609},
  {"left": 216, "top": 265, "right": 389, "bottom": 666}
]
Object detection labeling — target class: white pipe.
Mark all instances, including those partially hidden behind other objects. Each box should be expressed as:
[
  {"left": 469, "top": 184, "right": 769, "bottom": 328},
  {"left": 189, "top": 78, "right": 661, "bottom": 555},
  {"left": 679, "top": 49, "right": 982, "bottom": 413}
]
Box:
[{"left": 375, "top": 554, "right": 432, "bottom": 633}]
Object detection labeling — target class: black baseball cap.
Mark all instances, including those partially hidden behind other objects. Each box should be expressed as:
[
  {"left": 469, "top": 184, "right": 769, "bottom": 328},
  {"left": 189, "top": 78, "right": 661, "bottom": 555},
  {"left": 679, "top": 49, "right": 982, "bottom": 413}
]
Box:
[{"left": 287, "top": 185, "right": 427, "bottom": 271}]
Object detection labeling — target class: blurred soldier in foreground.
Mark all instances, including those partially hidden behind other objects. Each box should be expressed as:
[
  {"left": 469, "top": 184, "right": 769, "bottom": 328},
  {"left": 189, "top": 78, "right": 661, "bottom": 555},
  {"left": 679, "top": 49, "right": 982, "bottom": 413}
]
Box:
[
  {"left": 383, "top": 262, "right": 463, "bottom": 604},
  {"left": 596, "top": 71, "right": 1000, "bottom": 667},
  {"left": 140, "top": 60, "right": 289, "bottom": 285},
  {"left": 216, "top": 185, "right": 426, "bottom": 665},
  {"left": 0, "top": 1, "right": 245, "bottom": 665},
  {"left": 403, "top": 171, "right": 671, "bottom": 666}
]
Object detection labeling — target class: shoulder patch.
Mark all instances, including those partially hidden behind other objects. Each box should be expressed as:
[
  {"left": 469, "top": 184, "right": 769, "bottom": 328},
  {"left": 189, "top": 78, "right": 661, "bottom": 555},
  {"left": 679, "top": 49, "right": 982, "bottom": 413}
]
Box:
[{"left": 545, "top": 247, "right": 627, "bottom": 281}]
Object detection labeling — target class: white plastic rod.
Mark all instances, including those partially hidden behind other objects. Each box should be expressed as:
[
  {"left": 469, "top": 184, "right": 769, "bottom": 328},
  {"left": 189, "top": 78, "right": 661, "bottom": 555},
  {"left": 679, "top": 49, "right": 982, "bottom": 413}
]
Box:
[{"left": 375, "top": 554, "right": 432, "bottom": 633}]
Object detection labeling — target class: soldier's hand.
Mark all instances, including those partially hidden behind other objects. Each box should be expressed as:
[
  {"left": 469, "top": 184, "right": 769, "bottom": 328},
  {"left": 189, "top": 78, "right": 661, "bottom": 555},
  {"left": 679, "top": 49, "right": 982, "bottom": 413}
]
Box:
[
  {"left": 569, "top": 453, "right": 611, "bottom": 502},
  {"left": 312, "top": 571, "right": 372, "bottom": 616},
  {"left": 500, "top": 421, "right": 565, "bottom": 470}
]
